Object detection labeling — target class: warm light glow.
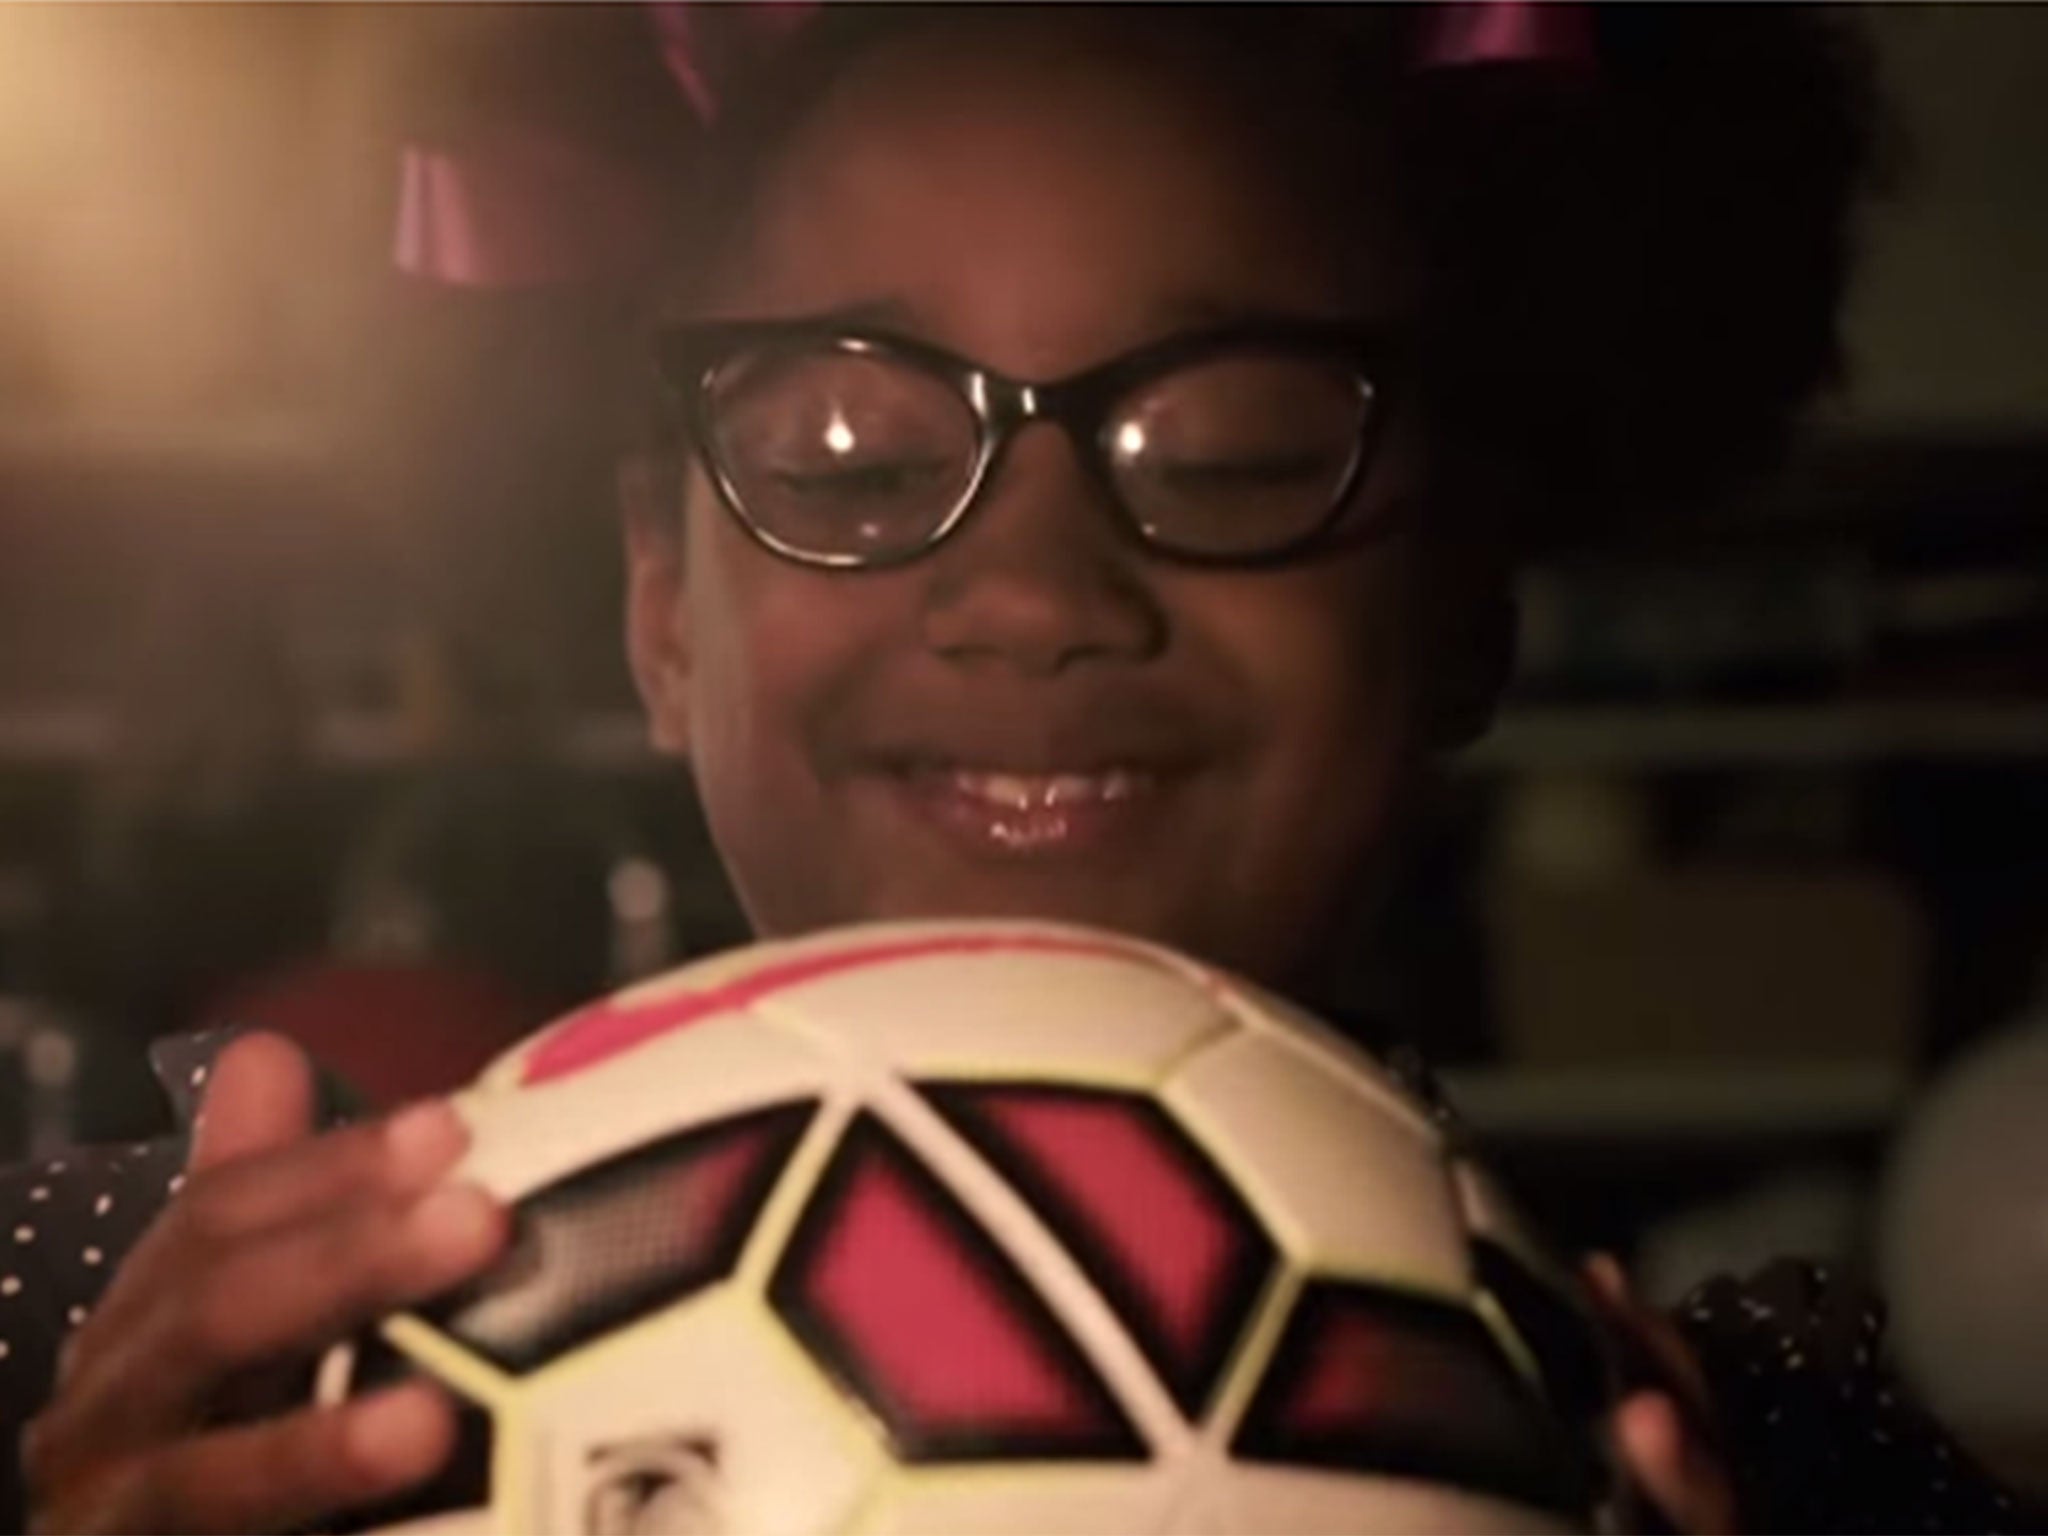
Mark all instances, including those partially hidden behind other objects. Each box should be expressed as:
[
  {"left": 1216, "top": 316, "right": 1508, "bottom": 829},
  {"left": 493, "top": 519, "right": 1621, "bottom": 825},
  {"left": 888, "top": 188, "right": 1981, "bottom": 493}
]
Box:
[
  {"left": 1115, "top": 421, "right": 1148, "bottom": 458},
  {"left": 825, "top": 411, "right": 856, "bottom": 455},
  {"left": 0, "top": 6, "right": 364, "bottom": 424}
]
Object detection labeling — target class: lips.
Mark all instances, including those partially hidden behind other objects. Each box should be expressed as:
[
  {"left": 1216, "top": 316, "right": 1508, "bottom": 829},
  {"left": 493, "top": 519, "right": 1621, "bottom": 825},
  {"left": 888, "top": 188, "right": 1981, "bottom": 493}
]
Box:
[
  {"left": 877, "top": 761, "right": 1171, "bottom": 856},
  {"left": 820, "top": 681, "right": 1226, "bottom": 860},
  {"left": 944, "top": 768, "right": 1147, "bottom": 810}
]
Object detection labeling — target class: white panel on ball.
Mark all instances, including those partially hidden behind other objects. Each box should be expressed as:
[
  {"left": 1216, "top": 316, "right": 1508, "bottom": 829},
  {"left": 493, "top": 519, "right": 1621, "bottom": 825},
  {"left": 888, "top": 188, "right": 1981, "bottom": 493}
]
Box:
[
  {"left": 460, "top": 1013, "right": 832, "bottom": 1201},
  {"left": 1164, "top": 1029, "right": 1468, "bottom": 1292},
  {"left": 853, "top": 1466, "right": 1180, "bottom": 1536},
  {"left": 527, "top": 1288, "right": 883, "bottom": 1536},
  {"left": 1216, "top": 979, "right": 1441, "bottom": 1144},
  {"left": 1174, "top": 1465, "right": 1581, "bottom": 1536},
  {"left": 754, "top": 926, "right": 1237, "bottom": 1088}
]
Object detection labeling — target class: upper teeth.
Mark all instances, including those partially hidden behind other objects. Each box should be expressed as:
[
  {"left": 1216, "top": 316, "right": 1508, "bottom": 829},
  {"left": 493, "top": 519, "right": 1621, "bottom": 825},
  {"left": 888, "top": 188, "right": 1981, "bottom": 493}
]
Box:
[{"left": 950, "top": 771, "right": 1142, "bottom": 809}]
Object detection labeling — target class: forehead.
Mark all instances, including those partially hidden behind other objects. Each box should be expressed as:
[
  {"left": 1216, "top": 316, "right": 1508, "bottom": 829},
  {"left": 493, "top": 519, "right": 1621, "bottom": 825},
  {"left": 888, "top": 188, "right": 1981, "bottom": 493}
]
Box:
[{"left": 701, "top": 13, "right": 1412, "bottom": 354}]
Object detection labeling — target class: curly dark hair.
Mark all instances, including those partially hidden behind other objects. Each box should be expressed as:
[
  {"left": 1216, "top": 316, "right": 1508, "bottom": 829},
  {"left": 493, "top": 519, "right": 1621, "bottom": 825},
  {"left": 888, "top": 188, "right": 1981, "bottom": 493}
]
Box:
[
  {"left": 642, "top": 3, "right": 1888, "bottom": 557},
  {"left": 1400, "top": 5, "right": 1891, "bottom": 551}
]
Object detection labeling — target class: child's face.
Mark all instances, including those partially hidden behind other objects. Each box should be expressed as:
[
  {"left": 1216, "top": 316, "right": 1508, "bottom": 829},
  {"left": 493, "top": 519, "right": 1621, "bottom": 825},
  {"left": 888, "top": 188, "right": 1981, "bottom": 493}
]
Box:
[{"left": 629, "top": 16, "right": 1483, "bottom": 986}]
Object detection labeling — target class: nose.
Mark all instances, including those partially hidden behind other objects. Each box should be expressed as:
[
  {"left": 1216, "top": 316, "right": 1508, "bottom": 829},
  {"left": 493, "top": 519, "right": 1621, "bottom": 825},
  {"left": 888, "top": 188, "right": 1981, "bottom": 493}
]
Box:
[{"left": 919, "top": 427, "right": 1166, "bottom": 676}]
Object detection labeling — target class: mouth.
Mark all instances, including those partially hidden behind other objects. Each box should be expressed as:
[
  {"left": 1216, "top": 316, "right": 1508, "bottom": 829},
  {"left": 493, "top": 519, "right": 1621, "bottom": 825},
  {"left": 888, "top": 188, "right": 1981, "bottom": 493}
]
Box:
[{"left": 874, "top": 761, "right": 1173, "bottom": 856}]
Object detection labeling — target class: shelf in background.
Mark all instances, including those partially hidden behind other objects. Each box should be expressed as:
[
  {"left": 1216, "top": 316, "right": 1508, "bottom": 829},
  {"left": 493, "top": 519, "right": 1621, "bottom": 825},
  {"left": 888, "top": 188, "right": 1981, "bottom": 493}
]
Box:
[
  {"left": 1440, "top": 1062, "right": 1912, "bottom": 1144},
  {"left": 1469, "top": 701, "right": 2048, "bottom": 770}
]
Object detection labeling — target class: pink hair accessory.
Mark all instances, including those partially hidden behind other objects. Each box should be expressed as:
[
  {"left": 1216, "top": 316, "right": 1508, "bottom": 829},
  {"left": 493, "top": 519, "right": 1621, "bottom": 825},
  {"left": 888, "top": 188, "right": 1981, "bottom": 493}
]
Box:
[
  {"left": 394, "top": 125, "right": 663, "bottom": 289},
  {"left": 1411, "top": 0, "right": 1597, "bottom": 71},
  {"left": 391, "top": 0, "right": 814, "bottom": 286},
  {"left": 649, "top": 0, "right": 818, "bottom": 124}
]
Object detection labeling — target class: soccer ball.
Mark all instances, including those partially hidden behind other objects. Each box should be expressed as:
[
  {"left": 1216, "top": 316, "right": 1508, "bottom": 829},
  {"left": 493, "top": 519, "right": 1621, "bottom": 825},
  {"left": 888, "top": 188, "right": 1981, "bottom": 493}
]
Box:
[{"left": 323, "top": 920, "right": 1621, "bottom": 1535}]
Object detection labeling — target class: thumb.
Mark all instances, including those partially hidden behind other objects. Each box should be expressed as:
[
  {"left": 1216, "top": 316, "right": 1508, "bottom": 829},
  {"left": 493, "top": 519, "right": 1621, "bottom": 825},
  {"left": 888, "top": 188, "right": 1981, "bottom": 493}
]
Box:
[
  {"left": 1615, "top": 1389, "right": 1742, "bottom": 1535},
  {"left": 188, "top": 1030, "right": 320, "bottom": 1174}
]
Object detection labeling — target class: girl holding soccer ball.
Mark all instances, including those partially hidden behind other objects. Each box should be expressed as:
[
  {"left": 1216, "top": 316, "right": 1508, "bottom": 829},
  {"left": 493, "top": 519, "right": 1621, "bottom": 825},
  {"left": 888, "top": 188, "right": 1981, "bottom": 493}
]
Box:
[{"left": 4, "top": 5, "right": 2034, "bottom": 1532}]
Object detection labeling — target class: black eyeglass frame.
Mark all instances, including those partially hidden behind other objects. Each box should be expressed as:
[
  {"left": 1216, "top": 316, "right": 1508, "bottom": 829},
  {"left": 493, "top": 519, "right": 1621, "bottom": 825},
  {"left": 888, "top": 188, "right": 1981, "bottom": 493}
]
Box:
[{"left": 652, "top": 318, "right": 1403, "bottom": 571}]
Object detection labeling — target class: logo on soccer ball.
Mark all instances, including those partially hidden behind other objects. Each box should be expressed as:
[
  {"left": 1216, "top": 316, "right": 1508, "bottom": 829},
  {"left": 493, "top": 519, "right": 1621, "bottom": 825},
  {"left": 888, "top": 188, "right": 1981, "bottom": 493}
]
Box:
[{"left": 583, "top": 1435, "right": 722, "bottom": 1536}]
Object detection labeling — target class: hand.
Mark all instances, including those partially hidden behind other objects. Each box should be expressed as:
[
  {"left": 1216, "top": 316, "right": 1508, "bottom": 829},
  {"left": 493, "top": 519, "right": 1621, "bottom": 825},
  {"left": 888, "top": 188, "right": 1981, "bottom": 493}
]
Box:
[
  {"left": 22, "top": 1032, "right": 510, "bottom": 1534},
  {"left": 1585, "top": 1253, "right": 1743, "bottom": 1535}
]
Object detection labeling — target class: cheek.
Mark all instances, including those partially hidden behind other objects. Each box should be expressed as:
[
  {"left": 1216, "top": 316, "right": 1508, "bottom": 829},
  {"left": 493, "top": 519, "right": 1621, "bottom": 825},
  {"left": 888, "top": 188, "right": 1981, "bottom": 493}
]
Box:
[
  {"left": 681, "top": 504, "right": 818, "bottom": 802},
  {"left": 1191, "top": 550, "right": 1421, "bottom": 900},
  {"left": 682, "top": 517, "right": 829, "bottom": 927},
  {"left": 678, "top": 499, "right": 908, "bottom": 924},
  {"left": 1215, "top": 552, "right": 1418, "bottom": 773},
  {"left": 1128, "top": 551, "right": 1419, "bottom": 978}
]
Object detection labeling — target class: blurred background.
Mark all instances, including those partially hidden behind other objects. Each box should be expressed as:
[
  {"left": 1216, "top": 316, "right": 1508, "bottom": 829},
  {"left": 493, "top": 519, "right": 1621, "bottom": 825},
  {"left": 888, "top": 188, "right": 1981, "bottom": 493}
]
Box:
[{"left": 0, "top": 5, "right": 2044, "bottom": 1310}]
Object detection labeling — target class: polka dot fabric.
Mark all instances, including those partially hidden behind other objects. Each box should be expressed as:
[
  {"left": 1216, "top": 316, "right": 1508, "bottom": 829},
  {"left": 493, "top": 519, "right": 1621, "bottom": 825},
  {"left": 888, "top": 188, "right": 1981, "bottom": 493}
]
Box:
[
  {"left": 0, "top": 1030, "right": 2038, "bottom": 1533},
  {"left": 1677, "top": 1258, "right": 2045, "bottom": 1534},
  {"left": 0, "top": 1134, "right": 190, "bottom": 1525}
]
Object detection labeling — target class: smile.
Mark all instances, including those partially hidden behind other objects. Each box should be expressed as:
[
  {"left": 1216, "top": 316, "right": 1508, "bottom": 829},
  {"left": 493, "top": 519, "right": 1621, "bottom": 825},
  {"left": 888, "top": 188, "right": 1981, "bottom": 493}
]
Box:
[
  {"left": 880, "top": 763, "right": 1168, "bottom": 856},
  {"left": 944, "top": 769, "right": 1148, "bottom": 811}
]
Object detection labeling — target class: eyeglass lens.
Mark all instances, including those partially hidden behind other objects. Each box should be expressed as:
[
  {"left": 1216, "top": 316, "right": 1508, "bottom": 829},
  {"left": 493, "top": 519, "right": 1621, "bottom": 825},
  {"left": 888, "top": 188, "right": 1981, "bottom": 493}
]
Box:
[{"left": 706, "top": 344, "right": 1373, "bottom": 562}]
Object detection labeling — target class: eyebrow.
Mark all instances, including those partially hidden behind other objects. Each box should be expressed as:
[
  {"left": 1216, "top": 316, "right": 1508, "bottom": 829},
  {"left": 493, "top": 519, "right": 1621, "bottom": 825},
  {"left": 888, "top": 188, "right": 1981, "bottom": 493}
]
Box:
[
  {"left": 1147, "top": 294, "right": 1346, "bottom": 330},
  {"left": 774, "top": 296, "right": 921, "bottom": 330}
]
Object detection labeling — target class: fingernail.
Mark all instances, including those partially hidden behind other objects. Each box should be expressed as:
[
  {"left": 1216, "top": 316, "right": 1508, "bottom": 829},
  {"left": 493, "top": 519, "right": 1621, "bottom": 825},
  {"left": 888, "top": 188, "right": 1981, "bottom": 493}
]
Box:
[
  {"left": 385, "top": 1101, "right": 466, "bottom": 1184},
  {"left": 347, "top": 1383, "right": 448, "bottom": 1480},
  {"left": 407, "top": 1181, "right": 503, "bottom": 1264},
  {"left": 1622, "top": 1389, "right": 1681, "bottom": 1457},
  {"left": 1585, "top": 1251, "right": 1628, "bottom": 1301}
]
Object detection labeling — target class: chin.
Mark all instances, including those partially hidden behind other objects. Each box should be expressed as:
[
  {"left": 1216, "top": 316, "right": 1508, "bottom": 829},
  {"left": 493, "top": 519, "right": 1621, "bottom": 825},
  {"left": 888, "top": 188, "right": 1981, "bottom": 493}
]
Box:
[{"left": 798, "top": 877, "right": 1300, "bottom": 991}]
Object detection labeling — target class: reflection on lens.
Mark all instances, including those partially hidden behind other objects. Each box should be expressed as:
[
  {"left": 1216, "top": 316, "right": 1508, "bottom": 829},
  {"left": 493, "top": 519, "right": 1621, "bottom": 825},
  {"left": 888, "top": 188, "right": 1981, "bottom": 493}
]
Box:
[
  {"left": 708, "top": 348, "right": 978, "bottom": 561},
  {"left": 1108, "top": 353, "right": 1370, "bottom": 557}
]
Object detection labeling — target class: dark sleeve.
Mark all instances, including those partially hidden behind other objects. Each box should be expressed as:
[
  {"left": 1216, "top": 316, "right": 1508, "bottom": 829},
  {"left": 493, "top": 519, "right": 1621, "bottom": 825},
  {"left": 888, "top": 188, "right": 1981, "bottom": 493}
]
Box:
[
  {"left": 1676, "top": 1258, "right": 2045, "bottom": 1535},
  {"left": 0, "top": 1137, "right": 186, "bottom": 1533}
]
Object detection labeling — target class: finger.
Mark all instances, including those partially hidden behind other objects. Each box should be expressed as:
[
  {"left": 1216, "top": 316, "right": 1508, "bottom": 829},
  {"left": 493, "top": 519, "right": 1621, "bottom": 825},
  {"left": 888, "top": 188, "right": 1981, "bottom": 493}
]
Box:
[
  {"left": 47, "top": 1179, "right": 505, "bottom": 1460},
  {"left": 178, "top": 1098, "right": 470, "bottom": 1243},
  {"left": 1584, "top": 1250, "right": 1630, "bottom": 1308},
  {"left": 64, "top": 1100, "right": 470, "bottom": 1378},
  {"left": 177, "top": 1180, "right": 505, "bottom": 1372},
  {"left": 1615, "top": 1390, "right": 1741, "bottom": 1536},
  {"left": 41, "top": 1381, "right": 457, "bottom": 1536},
  {"left": 1582, "top": 1253, "right": 1714, "bottom": 1414},
  {"left": 188, "top": 1033, "right": 320, "bottom": 1174}
]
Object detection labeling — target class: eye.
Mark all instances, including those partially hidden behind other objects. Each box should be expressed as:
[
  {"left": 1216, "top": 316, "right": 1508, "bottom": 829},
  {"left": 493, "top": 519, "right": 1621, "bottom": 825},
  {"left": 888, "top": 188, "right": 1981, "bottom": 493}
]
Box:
[
  {"left": 1147, "top": 449, "right": 1353, "bottom": 493},
  {"left": 767, "top": 456, "right": 960, "bottom": 502},
  {"left": 711, "top": 348, "right": 978, "bottom": 511},
  {"left": 1106, "top": 351, "right": 1371, "bottom": 516}
]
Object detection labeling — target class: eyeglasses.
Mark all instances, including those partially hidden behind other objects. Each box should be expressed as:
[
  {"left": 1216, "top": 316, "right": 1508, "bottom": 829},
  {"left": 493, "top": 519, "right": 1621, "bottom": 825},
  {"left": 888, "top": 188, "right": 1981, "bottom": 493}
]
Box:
[{"left": 653, "top": 319, "right": 1401, "bottom": 569}]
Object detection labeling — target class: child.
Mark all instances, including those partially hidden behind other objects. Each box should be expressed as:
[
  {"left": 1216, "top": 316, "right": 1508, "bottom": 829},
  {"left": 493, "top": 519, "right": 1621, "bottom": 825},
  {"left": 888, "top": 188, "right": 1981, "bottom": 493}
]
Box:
[{"left": 2, "top": 6, "right": 2033, "bottom": 1532}]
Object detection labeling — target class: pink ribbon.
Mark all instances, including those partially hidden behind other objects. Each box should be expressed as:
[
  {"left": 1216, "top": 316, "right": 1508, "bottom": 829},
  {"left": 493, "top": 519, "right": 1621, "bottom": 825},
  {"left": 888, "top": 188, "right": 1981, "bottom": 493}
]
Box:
[
  {"left": 648, "top": 0, "right": 818, "bottom": 124},
  {"left": 1410, "top": 0, "right": 1597, "bottom": 71},
  {"left": 393, "top": 126, "right": 664, "bottom": 288}
]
